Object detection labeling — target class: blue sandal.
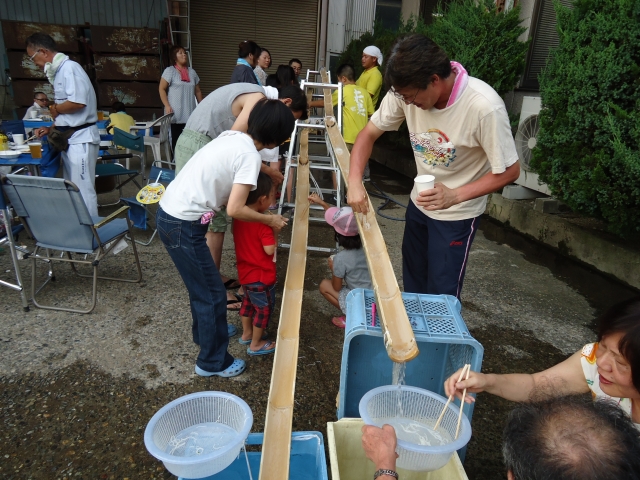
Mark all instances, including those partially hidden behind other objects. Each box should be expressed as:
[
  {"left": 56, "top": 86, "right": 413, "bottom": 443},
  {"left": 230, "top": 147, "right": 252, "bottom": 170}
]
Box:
[
  {"left": 238, "top": 331, "right": 268, "bottom": 345},
  {"left": 247, "top": 341, "right": 276, "bottom": 356},
  {"left": 195, "top": 358, "right": 246, "bottom": 378}
]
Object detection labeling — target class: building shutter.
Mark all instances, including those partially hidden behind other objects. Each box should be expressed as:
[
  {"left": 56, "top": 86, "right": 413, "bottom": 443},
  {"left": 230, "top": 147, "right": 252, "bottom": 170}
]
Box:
[
  {"left": 521, "top": 0, "right": 572, "bottom": 90},
  {"left": 190, "top": 0, "right": 319, "bottom": 95}
]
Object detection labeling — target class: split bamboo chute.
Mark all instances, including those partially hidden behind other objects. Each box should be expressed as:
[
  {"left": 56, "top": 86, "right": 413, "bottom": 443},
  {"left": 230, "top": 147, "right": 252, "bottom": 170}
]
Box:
[
  {"left": 259, "top": 70, "right": 420, "bottom": 478},
  {"left": 258, "top": 129, "right": 311, "bottom": 480},
  {"left": 321, "top": 70, "right": 419, "bottom": 363}
]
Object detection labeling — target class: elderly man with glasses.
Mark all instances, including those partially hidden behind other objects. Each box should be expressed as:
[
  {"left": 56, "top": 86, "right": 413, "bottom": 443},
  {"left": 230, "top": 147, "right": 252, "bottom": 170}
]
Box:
[
  {"left": 25, "top": 32, "right": 100, "bottom": 216},
  {"left": 347, "top": 35, "right": 520, "bottom": 299},
  {"left": 22, "top": 92, "right": 49, "bottom": 120}
]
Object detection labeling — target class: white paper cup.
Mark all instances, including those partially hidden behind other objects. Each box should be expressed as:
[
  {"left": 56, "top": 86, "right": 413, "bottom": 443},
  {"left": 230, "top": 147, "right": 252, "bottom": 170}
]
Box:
[
  {"left": 12, "top": 134, "right": 24, "bottom": 145},
  {"left": 414, "top": 174, "right": 435, "bottom": 193},
  {"left": 30, "top": 110, "right": 39, "bottom": 119}
]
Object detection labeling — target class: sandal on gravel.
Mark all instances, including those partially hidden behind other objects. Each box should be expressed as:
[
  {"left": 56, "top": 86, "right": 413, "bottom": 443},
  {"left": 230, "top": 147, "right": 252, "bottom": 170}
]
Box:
[
  {"left": 195, "top": 358, "right": 246, "bottom": 377},
  {"left": 332, "top": 316, "right": 346, "bottom": 328},
  {"left": 228, "top": 324, "right": 237, "bottom": 337},
  {"left": 247, "top": 341, "right": 276, "bottom": 356},
  {"left": 227, "top": 299, "right": 242, "bottom": 312},
  {"left": 238, "top": 331, "right": 268, "bottom": 345},
  {"left": 223, "top": 278, "right": 241, "bottom": 290}
]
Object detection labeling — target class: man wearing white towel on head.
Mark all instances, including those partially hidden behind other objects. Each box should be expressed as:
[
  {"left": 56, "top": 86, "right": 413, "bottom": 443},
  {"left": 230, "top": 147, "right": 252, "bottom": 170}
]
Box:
[{"left": 356, "top": 45, "right": 384, "bottom": 182}]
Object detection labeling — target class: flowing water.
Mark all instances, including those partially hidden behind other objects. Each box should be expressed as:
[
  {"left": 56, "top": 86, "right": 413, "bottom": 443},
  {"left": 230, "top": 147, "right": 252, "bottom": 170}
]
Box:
[
  {"left": 392, "top": 361, "right": 406, "bottom": 386},
  {"left": 164, "top": 422, "right": 237, "bottom": 457},
  {"left": 391, "top": 362, "right": 407, "bottom": 418}
]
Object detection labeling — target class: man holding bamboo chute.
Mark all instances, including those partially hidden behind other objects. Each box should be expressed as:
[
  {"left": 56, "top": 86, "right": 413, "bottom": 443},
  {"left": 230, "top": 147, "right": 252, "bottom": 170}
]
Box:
[{"left": 347, "top": 35, "right": 520, "bottom": 298}]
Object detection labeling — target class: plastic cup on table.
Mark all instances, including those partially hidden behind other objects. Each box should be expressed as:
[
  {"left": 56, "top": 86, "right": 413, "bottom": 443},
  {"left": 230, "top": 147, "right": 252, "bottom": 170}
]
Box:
[
  {"left": 414, "top": 174, "right": 435, "bottom": 193},
  {"left": 29, "top": 110, "right": 39, "bottom": 119},
  {"left": 97, "top": 111, "right": 104, "bottom": 121},
  {"left": 28, "top": 142, "right": 42, "bottom": 159},
  {"left": 12, "top": 134, "right": 24, "bottom": 146}
]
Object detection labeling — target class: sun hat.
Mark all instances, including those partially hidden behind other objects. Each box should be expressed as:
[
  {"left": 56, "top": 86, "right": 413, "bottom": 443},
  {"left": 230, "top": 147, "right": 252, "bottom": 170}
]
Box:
[
  {"left": 363, "top": 45, "right": 383, "bottom": 65},
  {"left": 325, "top": 206, "right": 359, "bottom": 237}
]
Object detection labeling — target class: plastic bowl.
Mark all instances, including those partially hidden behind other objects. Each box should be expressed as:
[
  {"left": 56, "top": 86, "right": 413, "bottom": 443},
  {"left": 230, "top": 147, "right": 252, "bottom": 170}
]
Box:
[
  {"left": 0, "top": 151, "right": 21, "bottom": 160},
  {"left": 144, "top": 391, "right": 253, "bottom": 479},
  {"left": 359, "top": 385, "right": 471, "bottom": 472}
]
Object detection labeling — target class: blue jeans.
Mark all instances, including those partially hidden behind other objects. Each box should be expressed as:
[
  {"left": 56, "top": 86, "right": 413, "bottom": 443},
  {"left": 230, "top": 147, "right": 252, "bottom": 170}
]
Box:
[
  {"left": 156, "top": 206, "right": 233, "bottom": 372},
  {"left": 402, "top": 201, "right": 479, "bottom": 298}
]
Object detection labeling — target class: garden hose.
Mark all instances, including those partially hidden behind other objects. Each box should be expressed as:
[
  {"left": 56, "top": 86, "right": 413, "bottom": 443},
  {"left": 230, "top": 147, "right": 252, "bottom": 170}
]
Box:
[{"left": 366, "top": 181, "right": 407, "bottom": 222}]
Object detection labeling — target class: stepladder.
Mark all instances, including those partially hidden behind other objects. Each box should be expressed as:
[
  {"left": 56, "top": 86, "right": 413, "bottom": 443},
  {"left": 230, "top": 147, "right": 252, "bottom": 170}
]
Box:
[{"left": 277, "top": 71, "right": 344, "bottom": 253}]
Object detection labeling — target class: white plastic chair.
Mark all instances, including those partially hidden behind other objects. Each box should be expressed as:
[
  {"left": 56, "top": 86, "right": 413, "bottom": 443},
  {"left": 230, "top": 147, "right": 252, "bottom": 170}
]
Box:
[{"left": 135, "top": 113, "right": 174, "bottom": 168}]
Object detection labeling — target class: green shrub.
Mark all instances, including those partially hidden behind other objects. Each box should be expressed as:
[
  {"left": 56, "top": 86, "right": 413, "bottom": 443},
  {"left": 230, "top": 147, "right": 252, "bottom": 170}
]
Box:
[
  {"left": 531, "top": 0, "right": 640, "bottom": 237},
  {"left": 427, "top": 0, "right": 529, "bottom": 96}
]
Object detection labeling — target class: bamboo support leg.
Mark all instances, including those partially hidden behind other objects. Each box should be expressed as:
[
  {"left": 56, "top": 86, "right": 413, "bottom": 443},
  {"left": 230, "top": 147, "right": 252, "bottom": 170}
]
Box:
[
  {"left": 259, "top": 130, "right": 311, "bottom": 480},
  {"left": 321, "top": 70, "right": 418, "bottom": 363}
]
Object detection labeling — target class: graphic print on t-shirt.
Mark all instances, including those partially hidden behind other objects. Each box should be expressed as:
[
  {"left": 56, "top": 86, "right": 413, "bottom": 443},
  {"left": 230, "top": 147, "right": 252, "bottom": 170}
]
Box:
[
  {"left": 410, "top": 129, "right": 457, "bottom": 167},
  {"left": 352, "top": 88, "right": 367, "bottom": 116}
]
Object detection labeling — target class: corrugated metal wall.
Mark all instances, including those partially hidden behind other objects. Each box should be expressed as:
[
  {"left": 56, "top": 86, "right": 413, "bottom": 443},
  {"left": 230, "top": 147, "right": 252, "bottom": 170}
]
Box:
[
  {"left": 344, "top": 0, "right": 375, "bottom": 48},
  {"left": 0, "top": 0, "right": 166, "bottom": 86},
  {"left": 327, "top": 0, "right": 348, "bottom": 55}
]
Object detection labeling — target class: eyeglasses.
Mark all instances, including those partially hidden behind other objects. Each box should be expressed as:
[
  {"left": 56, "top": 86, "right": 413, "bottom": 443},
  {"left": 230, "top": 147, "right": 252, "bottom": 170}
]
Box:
[
  {"left": 29, "top": 50, "right": 41, "bottom": 62},
  {"left": 390, "top": 87, "right": 420, "bottom": 105},
  {"left": 34, "top": 97, "right": 48, "bottom": 102}
]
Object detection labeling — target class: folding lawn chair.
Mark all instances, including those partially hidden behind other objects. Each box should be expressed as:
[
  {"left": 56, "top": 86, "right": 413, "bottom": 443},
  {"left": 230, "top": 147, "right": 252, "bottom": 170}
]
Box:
[
  {"left": 120, "top": 165, "right": 175, "bottom": 246},
  {"left": 1, "top": 174, "right": 142, "bottom": 314},
  {"left": 95, "top": 128, "right": 145, "bottom": 206},
  {"left": 134, "top": 113, "right": 174, "bottom": 168},
  {"left": 0, "top": 178, "right": 29, "bottom": 311}
]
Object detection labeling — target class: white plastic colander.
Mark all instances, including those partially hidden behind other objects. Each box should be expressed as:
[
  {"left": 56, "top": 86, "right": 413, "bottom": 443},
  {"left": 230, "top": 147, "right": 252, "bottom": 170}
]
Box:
[
  {"left": 144, "top": 391, "right": 253, "bottom": 479},
  {"left": 359, "top": 385, "right": 471, "bottom": 472}
]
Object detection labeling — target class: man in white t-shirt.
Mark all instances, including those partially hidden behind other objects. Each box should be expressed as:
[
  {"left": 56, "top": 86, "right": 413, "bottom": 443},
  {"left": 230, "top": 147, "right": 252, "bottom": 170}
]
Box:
[
  {"left": 347, "top": 34, "right": 520, "bottom": 298},
  {"left": 27, "top": 33, "right": 100, "bottom": 217}
]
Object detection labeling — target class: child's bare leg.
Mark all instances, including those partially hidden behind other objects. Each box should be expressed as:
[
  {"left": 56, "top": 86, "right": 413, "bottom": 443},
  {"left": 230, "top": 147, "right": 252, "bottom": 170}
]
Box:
[
  {"left": 319, "top": 279, "right": 341, "bottom": 309},
  {"left": 240, "top": 315, "right": 253, "bottom": 341},
  {"left": 240, "top": 315, "right": 253, "bottom": 342},
  {"left": 249, "top": 326, "right": 276, "bottom": 351}
]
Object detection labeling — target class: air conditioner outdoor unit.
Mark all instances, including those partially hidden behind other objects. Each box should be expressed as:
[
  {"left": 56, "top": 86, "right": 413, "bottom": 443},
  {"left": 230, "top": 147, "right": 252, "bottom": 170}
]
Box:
[{"left": 514, "top": 96, "right": 550, "bottom": 195}]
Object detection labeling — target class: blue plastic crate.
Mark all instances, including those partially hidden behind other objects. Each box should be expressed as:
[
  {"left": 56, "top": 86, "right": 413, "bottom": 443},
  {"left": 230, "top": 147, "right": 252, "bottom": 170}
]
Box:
[
  {"left": 339, "top": 289, "right": 483, "bottom": 461},
  {"left": 180, "top": 431, "right": 327, "bottom": 480}
]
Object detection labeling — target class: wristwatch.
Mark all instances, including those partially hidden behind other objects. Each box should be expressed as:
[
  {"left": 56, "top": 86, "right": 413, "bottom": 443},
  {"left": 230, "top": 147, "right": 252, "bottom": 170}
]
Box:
[{"left": 374, "top": 469, "right": 398, "bottom": 479}]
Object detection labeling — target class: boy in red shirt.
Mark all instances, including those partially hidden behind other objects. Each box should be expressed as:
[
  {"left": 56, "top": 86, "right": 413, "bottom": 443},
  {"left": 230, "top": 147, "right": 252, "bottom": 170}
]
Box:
[{"left": 234, "top": 172, "right": 277, "bottom": 356}]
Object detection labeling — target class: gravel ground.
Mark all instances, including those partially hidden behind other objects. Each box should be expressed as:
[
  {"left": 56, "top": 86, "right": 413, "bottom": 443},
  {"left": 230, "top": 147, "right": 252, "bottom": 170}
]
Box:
[{"left": 1, "top": 162, "right": 631, "bottom": 479}]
